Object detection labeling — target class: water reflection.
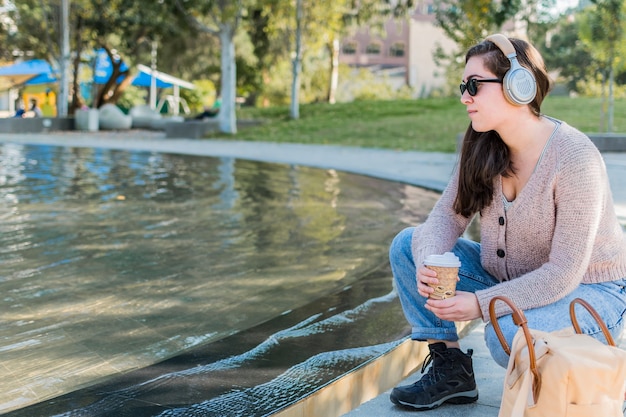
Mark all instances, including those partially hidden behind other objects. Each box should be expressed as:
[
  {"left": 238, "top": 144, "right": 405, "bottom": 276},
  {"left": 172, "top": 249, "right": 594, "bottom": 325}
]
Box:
[{"left": 0, "top": 143, "right": 441, "bottom": 414}]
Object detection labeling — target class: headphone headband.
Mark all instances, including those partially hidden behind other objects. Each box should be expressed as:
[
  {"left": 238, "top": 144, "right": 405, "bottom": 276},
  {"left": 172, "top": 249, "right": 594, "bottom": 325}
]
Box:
[
  {"left": 483, "top": 33, "right": 537, "bottom": 106},
  {"left": 485, "top": 34, "right": 516, "bottom": 57}
]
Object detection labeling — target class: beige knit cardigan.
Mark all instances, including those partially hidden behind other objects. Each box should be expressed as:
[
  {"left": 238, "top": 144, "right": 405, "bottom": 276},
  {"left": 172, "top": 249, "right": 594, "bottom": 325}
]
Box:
[{"left": 411, "top": 118, "right": 626, "bottom": 320}]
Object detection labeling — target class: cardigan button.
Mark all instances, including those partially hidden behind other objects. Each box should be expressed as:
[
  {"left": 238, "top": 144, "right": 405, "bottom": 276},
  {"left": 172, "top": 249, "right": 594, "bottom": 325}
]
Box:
[
  {"left": 499, "top": 216, "right": 505, "bottom": 225},
  {"left": 497, "top": 249, "right": 505, "bottom": 258}
]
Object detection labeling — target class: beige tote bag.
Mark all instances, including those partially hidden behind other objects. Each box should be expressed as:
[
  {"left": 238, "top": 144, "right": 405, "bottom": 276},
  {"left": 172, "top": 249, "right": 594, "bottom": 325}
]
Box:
[{"left": 489, "top": 296, "right": 626, "bottom": 417}]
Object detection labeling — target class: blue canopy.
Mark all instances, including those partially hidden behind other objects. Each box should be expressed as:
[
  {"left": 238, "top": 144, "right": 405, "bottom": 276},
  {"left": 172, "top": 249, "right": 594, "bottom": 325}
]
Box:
[
  {"left": 133, "top": 64, "right": 195, "bottom": 89},
  {"left": 26, "top": 72, "right": 58, "bottom": 85},
  {"left": 132, "top": 68, "right": 179, "bottom": 88},
  {"left": 94, "top": 49, "right": 193, "bottom": 90},
  {"left": 94, "top": 48, "right": 129, "bottom": 84},
  {"left": 0, "top": 59, "right": 56, "bottom": 90}
]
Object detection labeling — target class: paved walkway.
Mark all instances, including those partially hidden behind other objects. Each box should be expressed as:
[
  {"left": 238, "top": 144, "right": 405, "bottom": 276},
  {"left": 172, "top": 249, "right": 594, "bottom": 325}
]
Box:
[{"left": 0, "top": 131, "right": 624, "bottom": 417}]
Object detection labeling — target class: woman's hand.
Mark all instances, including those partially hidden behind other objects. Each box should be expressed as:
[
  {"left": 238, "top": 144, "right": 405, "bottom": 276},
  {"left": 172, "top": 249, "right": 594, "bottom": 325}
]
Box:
[
  {"left": 417, "top": 265, "right": 482, "bottom": 321},
  {"left": 417, "top": 264, "right": 438, "bottom": 298},
  {"left": 424, "top": 291, "right": 482, "bottom": 322}
]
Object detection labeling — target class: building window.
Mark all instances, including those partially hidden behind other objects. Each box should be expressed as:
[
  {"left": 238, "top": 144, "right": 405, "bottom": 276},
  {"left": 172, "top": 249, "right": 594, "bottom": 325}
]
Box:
[
  {"left": 389, "top": 42, "right": 405, "bottom": 57},
  {"left": 365, "top": 43, "right": 381, "bottom": 54},
  {"left": 342, "top": 42, "right": 357, "bottom": 55},
  {"left": 417, "top": 2, "right": 435, "bottom": 15}
]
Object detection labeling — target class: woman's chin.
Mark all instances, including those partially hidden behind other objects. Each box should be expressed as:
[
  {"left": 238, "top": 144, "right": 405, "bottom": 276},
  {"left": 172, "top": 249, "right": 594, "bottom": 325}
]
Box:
[
  {"left": 471, "top": 123, "right": 486, "bottom": 133},
  {"left": 470, "top": 121, "right": 492, "bottom": 133}
]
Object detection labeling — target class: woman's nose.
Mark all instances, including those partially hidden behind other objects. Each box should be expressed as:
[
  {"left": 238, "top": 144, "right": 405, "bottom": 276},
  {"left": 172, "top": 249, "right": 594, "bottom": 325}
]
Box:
[{"left": 460, "top": 91, "right": 472, "bottom": 105}]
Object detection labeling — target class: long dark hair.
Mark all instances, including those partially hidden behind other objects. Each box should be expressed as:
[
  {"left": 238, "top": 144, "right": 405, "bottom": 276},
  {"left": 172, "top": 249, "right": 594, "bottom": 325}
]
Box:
[{"left": 454, "top": 37, "right": 552, "bottom": 217}]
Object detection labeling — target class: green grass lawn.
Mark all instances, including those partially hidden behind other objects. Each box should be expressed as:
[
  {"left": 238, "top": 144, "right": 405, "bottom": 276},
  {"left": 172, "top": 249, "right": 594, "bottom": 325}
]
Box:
[{"left": 231, "top": 96, "right": 626, "bottom": 152}]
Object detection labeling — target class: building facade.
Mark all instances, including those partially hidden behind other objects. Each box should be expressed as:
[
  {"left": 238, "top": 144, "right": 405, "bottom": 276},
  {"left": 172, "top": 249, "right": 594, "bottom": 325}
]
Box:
[{"left": 338, "top": 1, "right": 456, "bottom": 97}]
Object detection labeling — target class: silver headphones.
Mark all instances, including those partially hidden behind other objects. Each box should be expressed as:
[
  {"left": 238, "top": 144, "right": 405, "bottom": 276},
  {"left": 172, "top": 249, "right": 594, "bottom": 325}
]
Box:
[{"left": 485, "top": 34, "right": 537, "bottom": 106}]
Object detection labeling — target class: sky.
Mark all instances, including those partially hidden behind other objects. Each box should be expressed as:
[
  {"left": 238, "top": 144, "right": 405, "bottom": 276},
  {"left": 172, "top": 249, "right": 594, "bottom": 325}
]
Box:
[{"left": 556, "top": 0, "right": 580, "bottom": 13}]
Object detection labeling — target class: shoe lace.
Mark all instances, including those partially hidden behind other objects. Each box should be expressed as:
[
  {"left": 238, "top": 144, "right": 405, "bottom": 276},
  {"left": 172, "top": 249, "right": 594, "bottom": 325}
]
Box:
[
  {"left": 420, "top": 349, "right": 444, "bottom": 373},
  {"left": 415, "top": 349, "right": 448, "bottom": 387}
]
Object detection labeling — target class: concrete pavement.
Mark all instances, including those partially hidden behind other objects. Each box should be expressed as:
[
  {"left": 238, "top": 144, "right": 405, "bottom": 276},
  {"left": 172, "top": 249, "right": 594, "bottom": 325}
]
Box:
[{"left": 0, "top": 131, "right": 624, "bottom": 417}]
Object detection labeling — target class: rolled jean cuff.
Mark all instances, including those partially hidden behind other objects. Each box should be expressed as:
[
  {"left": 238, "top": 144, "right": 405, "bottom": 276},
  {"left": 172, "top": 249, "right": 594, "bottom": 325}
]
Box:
[{"left": 411, "top": 326, "right": 459, "bottom": 342}]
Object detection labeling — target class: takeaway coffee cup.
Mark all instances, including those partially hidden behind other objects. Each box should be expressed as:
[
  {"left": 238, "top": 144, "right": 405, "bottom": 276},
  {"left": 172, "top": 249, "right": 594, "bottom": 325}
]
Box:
[{"left": 424, "top": 252, "right": 461, "bottom": 300}]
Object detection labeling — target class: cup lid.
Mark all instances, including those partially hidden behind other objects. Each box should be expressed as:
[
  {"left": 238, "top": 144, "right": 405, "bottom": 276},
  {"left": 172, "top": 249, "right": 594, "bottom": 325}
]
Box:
[{"left": 424, "top": 252, "right": 461, "bottom": 267}]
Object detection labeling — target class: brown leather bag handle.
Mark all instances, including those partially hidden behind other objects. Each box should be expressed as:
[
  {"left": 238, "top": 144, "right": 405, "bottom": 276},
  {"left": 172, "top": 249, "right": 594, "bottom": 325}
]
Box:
[
  {"left": 569, "top": 297, "right": 616, "bottom": 346},
  {"left": 488, "top": 295, "right": 531, "bottom": 355},
  {"left": 489, "top": 295, "right": 542, "bottom": 403},
  {"left": 489, "top": 296, "right": 615, "bottom": 404}
]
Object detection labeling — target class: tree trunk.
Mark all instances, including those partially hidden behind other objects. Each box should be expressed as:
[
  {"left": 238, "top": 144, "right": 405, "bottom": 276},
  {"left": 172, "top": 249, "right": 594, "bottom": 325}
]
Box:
[
  {"left": 70, "top": 16, "right": 85, "bottom": 114},
  {"left": 327, "top": 38, "right": 340, "bottom": 104},
  {"left": 608, "top": 66, "right": 614, "bottom": 133},
  {"left": 58, "top": 0, "right": 70, "bottom": 117},
  {"left": 218, "top": 26, "right": 237, "bottom": 134},
  {"left": 93, "top": 46, "right": 130, "bottom": 108},
  {"left": 290, "top": 0, "right": 303, "bottom": 119},
  {"left": 600, "top": 70, "right": 607, "bottom": 132}
]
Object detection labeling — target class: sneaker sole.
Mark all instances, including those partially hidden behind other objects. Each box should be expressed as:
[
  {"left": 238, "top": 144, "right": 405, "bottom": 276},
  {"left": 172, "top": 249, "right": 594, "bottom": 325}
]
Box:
[{"left": 390, "top": 389, "right": 479, "bottom": 411}]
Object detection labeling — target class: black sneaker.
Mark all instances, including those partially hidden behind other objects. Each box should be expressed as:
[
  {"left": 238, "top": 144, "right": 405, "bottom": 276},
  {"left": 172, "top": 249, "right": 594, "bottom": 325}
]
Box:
[{"left": 390, "top": 342, "right": 479, "bottom": 411}]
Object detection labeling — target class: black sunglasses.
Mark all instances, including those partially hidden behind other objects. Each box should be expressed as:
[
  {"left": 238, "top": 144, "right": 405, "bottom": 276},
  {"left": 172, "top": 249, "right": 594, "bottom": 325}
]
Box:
[{"left": 460, "top": 78, "right": 502, "bottom": 96}]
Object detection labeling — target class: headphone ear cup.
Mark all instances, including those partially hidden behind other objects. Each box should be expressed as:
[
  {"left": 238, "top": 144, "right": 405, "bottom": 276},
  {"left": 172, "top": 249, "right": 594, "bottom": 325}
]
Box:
[{"left": 503, "top": 66, "right": 536, "bottom": 105}]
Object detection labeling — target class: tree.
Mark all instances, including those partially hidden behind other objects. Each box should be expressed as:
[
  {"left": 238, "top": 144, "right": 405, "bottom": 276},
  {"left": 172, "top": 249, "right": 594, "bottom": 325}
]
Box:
[
  {"left": 291, "top": 0, "right": 303, "bottom": 119},
  {"left": 285, "top": 0, "right": 414, "bottom": 118},
  {"left": 318, "top": 0, "right": 415, "bottom": 104},
  {"left": 9, "top": 0, "right": 189, "bottom": 113},
  {"left": 0, "top": 1, "right": 17, "bottom": 63},
  {"left": 7, "top": 0, "right": 78, "bottom": 111},
  {"left": 174, "top": 0, "right": 248, "bottom": 134},
  {"left": 433, "top": 0, "right": 554, "bottom": 95},
  {"left": 82, "top": 0, "right": 187, "bottom": 110},
  {"left": 578, "top": 0, "right": 626, "bottom": 132},
  {"left": 539, "top": 16, "right": 594, "bottom": 93},
  {"left": 435, "top": 0, "right": 523, "bottom": 51}
]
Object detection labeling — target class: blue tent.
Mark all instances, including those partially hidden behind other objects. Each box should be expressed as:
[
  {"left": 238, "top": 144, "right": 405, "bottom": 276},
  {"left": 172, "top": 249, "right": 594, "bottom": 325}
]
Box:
[
  {"left": 93, "top": 49, "right": 193, "bottom": 90},
  {"left": 132, "top": 67, "right": 180, "bottom": 88},
  {"left": 26, "top": 72, "right": 58, "bottom": 85},
  {"left": 0, "top": 59, "right": 56, "bottom": 90},
  {"left": 133, "top": 64, "right": 195, "bottom": 89},
  {"left": 93, "top": 48, "right": 129, "bottom": 84}
]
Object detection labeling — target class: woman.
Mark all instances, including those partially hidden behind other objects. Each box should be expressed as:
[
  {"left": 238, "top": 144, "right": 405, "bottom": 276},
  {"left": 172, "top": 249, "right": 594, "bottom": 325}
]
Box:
[
  {"left": 29, "top": 98, "right": 42, "bottom": 117},
  {"left": 389, "top": 34, "right": 626, "bottom": 411}
]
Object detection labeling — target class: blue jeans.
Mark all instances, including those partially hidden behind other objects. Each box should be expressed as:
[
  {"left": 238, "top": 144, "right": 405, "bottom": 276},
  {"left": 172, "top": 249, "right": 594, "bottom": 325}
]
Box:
[{"left": 390, "top": 226, "right": 626, "bottom": 368}]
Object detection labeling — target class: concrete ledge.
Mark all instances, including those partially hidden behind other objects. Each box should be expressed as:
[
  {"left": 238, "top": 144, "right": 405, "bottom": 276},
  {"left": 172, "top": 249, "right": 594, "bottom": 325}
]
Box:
[
  {"left": 166, "top": 119, "right": 263, "bottom": 139},
  {"left": 271, "top": 320, "right": 478, "bottom": 417},
  {"left": 457, "top": 132, "right": 626, "bottom": 153},
  {"left": 588, "top": 133, "right": 626, "bottom": 152},
  {"left": 0, "top": 117, "right": 74, "bottom": 133},
  {"left": 456, "top": 133, "right": 626, "bottom": 153},
  {"left": 165, "top": 119, "right": 219, "bottom": 139}
]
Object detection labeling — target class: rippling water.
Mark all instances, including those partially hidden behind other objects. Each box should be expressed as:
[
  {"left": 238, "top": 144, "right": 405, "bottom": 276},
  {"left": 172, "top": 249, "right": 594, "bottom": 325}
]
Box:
[{"left": 0, "top": 142, "right": 440, "bottom": 414}]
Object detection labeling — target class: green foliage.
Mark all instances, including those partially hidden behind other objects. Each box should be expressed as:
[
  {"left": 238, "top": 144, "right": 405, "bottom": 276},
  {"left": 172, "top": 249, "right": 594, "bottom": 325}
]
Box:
[
  {"left": 336, "top": 68, "right": 401, "bottom": 101},
  {"left": 117, "top": 85, "right": 146, "bottom": 111},
  {"left": 182, "top": 79, "right": 217, "bottom": 112},
  {"left": 433, "top": 0, "right": 517, "bottom": 96},
  {"left": 434, "top": 0, "right": 523, "bottom": 49},
  {"left": 257, "top": 58, "right": 291, "bottom": 106},
  {"left": 539, "top": 16, "right": 595, "bottom": 93},
  {"left": 433, "top": 0, "right": 557, "bottom": 97},
  {"left": 578, "top": 0, "right": 626, "bottom": 72},
  {"left": 7, "top": 0, "right": 59, "bottom": 62},
  {"left": 575, "top": 77, "right": 626, "bottom": 98},
  {"left": 299, "top": 51, "right": 335, "bottom": 103},
  {"left": 15, "top": 0, "right": 626, "bottom": 120},
  {"left": 576, "top": 0, "right": 626, "bottom": 131}
]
